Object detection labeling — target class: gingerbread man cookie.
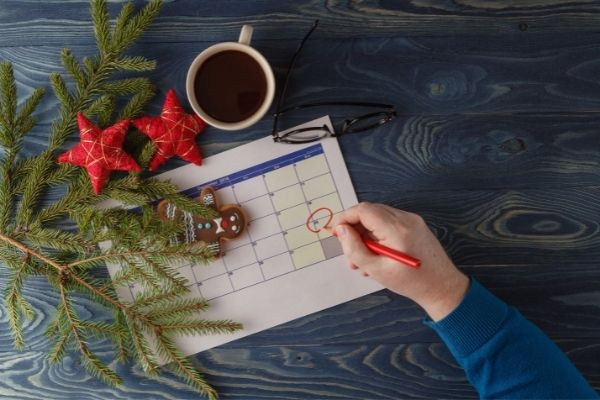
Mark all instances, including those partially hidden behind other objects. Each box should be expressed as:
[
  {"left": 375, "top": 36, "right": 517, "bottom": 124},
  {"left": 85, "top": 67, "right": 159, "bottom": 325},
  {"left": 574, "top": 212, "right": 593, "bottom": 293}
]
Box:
[{"left": 156, "top": 187, "right": 246, "bottom": 256}]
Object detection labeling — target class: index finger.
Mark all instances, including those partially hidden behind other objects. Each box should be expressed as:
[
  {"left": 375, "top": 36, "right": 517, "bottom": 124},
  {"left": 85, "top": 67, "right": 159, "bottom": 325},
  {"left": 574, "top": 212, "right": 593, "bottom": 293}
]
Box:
[{"left": 332, "top": 202, "right": 397, "bottom": 232}]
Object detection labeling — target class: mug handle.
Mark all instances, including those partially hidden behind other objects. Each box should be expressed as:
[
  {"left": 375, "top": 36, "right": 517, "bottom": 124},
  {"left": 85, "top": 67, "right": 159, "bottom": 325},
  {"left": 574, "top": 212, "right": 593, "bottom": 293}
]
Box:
[{"left": 238, "top": 25, "right": 253, "bottom": 46}]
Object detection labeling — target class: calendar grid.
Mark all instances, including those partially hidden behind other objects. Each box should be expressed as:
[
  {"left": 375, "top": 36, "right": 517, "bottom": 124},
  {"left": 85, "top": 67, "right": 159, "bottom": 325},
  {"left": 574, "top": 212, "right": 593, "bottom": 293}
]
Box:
[
  {"left": 261, "top": 172, "right": 287, "bottom": 274},
  {"left": 225, "top": 189, "right": 337, "bottom": 252},
  {"left": 318, "top": 145, "right": 344, "bottom": 241},
  {"left": 125, "top": 143, "right": 346, "bottom": 302},
  {"left": 293, "top": 159, "right": 321, "bottom": 264},
  {"left": 198, "top": 239, "right": 345, "bottom": 301},
  {"left": 237, "top": 181, "right": 267, "bottom": 283},
  {"left": 226, "top": 170, "right": 331, "bottom": 212}
]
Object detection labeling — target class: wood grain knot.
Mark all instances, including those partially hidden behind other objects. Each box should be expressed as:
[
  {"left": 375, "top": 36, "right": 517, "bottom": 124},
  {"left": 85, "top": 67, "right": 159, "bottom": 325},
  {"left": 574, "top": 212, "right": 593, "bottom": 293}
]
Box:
[
  {"left": 283, "top": 349, "right": 314, "bottom": 368},
  {"left": 414, "top": 64, "right": 485, "bottom": 104},
  {"left": 491, "top": 209, "right": 593, "bottom": 245},
  {"left": 498, "top": 137, "right": 527, "bottom": 154}
]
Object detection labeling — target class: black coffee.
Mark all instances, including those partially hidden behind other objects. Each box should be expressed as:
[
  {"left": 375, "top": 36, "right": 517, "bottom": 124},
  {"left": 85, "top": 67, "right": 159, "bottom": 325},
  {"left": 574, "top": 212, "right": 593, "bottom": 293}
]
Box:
[{"left": 194, "top": 50, "right": 267, "bottom": 123}]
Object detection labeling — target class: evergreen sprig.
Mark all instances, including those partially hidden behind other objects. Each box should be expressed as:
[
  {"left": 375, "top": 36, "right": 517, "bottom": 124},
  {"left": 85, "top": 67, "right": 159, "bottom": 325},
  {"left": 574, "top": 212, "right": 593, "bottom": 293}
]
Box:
[{"left": 0, "top": 1, "right": 240, "bottom": 399}]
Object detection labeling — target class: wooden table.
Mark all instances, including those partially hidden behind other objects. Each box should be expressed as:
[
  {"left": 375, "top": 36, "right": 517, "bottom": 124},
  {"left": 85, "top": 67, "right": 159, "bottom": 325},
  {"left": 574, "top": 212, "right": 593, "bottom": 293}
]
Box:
[{"left": 1, "top": 1, "right": 599, "bottom": 398}]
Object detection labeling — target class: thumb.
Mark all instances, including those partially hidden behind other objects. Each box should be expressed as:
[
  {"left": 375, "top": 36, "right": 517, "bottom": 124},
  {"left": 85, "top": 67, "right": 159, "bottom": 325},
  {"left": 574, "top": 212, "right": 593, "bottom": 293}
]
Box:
[{"left": 335, "top": 224, "right": 379, "bottom": 268}]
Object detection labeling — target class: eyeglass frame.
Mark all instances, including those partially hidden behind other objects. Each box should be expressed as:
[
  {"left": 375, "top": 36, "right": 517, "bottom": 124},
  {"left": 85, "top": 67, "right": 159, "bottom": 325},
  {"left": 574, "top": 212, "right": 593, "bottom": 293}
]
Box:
[{"left": 271, "top": 20, "right": 397, "bottom": 144}]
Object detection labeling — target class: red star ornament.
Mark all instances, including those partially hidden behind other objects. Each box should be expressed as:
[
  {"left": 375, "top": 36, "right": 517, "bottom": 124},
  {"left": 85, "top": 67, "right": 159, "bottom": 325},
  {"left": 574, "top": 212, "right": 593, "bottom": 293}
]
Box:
[
  {"left": 132, "top": 89, "right": 207, "bottom": 171},
  {"left": 58, "top": 113, "right": 141, "bottom": 195}
]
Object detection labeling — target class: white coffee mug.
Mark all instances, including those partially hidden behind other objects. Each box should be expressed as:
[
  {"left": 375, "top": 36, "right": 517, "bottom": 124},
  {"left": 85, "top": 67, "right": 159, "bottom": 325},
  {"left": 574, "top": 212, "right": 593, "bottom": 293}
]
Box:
[{"left": 186, "top": 25, "right": 275, "bottom": 131}]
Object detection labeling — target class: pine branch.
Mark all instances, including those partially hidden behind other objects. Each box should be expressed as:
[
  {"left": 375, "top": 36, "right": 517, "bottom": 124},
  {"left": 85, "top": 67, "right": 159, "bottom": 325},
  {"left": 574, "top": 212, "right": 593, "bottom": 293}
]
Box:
[
  {"left": 102, "top": 77, "right": 153, "bottom": 95},
  {"left": 36, "top": 172, "right": 96, "bottom": 224},
  {"left": 61, "top": 49, "right": 86, "bottom": 91},
  {"left": 113, "top": 2, "right": 135, "bottom": 41},
  {"left": 66, "top": 248, "right": 194, "bottom": 271},
  {"left": 110, "top": 0, "right": 162, "bottom": 55},
  {"left": 48, "top": 330, "right": 71, "bottom": 364},
  {"left": 137, "top": 254, "right": 188, "bottom": 292},
  {"left": 0, "top": 232, "right": 148, "bottom": 326},
  {"left": 0, "top": 62, "right": 17, "bottom": 128},
  {"left": 0, "top": 64, "right": 44, "bottom": 233},
  {"left": 91, "top": 0, "right": 112, "bottom": 55},
  {"left": 50, "top": 73, "right": 75, "bottom": 110},
  {"left": 137, "top": 140, "right": 156, "bottom": 168},
  {"left": 0, "top": 62, "right": 15, "bottom": 231},
  {"left": 118, "top": 87, "right": 156, "bottom": 119},
  {"left": 59, "top": 280, "right": 123, "bottom": 386},
  {"left": 15, "top": 151, "right": 55, "bottom": 226},
  {"left": 155, "top": 332, "right": 218, "bottom": 400},
  {"left": 25, "top": 226, "right": 93, "bottom": 253},
  {"left": 15, "top": 88, "right": 44, "bottom": 141},
  {"left": 80, "top": 320, "right": 123, "bottom": 346},
  {"left": 16, "top": 1, "right": 162, "bottom": 225},
  {"left": 44, "top": 305, "right": 66, "bottom": 340},
  {"left": 146, "top": 298, "right": 210, "bottom": 320},
  {"left": 82, "top": 55, "right": 99, "bottom": 81},
  {"left": 158, "top": 319, "right": 243, "bottom": 336},
  {"left": 0, "top": 242, "right": 26, "bottom": 267},
  {"left": 11, "top": 157, "right": 37, "bottom": 191},
  {"left": 103, "top": 188, "right": 152, "bottom": 206},
  {"left": 3, "top": 259, "right": 34, "bottom": 350},
  {"left": 104, "top": 268, "right": 141, "bottom": 291},
  {"left": 144, "top": 244, "right": 217, "bottom": 267},
  {"left": 85, "top": 93, "right": 116, "bottom": 120},
  {"left": 158, "top": 188, "right": 219, "bottom": 219},
  {"left": 121, "top": 257, "right": 163, "bottom": 291},
  {"left": 113, "top": 310, "right": 131, "bottom": 363},
  {"left": 65, "top": 272, "right": 122, "bottom": 311},
  {"left": 0, "top": 148, "right": 14, "bottom": 233},
  {"left": 0, "top": 0, "right": 238, "bottom": 397},
  {"left": 1, "top": 226, "right": 236, "bottom": 396},
  {"left": 111, "top": 56, "right": 156, "bottom": 72},
  {"left": 131, "top": 286, "right": 187, "bottom": 308},
  {"left": 127, "top": 318, "right": 159, "bottom": 376},
  {"left": 46, "top": 163, "right": 79, "bottom": 186}
]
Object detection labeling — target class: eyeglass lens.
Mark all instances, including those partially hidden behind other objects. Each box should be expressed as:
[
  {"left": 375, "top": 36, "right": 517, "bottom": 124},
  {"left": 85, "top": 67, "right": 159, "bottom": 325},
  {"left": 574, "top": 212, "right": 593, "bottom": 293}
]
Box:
[{"left": 343, "top": 111, "right": 396, "bottom": 133}]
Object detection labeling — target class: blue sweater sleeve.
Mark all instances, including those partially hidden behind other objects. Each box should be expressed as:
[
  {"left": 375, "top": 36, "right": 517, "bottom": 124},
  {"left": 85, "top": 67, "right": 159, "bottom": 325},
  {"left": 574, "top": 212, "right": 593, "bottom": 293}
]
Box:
[{"left": 424, "top": 279, "right": 598, "bottom": 399}]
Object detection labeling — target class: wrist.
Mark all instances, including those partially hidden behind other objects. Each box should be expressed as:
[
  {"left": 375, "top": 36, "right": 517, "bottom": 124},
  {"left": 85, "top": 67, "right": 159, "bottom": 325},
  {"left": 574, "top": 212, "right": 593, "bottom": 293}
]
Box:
[{"left": 420, "top": 271, "right": 470, "bottom": 322}]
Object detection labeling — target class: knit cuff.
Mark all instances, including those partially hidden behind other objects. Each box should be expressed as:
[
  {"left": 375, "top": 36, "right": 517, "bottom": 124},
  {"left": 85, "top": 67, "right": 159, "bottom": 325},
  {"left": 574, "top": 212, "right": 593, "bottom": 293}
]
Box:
[{"left": 424, "top": 278, "right": 509, "bottom": 358}]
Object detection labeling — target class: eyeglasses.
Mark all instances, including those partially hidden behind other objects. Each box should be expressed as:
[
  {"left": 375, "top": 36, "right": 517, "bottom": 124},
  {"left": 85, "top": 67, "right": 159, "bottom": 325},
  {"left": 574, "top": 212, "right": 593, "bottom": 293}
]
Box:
[{"left": 271, "top": 20, "right": 397, "bottom": 144}]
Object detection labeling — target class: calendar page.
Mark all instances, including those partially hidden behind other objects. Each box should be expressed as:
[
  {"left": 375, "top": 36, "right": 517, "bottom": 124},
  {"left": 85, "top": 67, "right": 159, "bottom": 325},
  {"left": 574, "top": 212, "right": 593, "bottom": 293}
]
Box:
[{"left": 104, "top": 116, "right": 383, "bottom": 359}]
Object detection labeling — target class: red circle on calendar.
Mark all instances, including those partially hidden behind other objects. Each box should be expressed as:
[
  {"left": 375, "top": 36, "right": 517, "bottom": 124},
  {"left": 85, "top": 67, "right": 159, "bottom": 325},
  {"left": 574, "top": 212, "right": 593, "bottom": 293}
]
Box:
[{"left": 306, "top": 207, "right": 334, "bottom": 233}]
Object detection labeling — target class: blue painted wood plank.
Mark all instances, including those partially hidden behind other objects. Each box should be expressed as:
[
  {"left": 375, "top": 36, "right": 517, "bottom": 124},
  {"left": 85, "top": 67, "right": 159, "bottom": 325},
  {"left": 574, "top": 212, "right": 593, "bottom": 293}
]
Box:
[
  {"left": 383, "top": 188, "right": 600, "bottom": 266},
  {"left": 196, "top": 339, "right": 599, "bottom": 399},
  {"left": 30, "top": 112, "right": 600, "bottom": 194},
  {"left": 1, "top": 262, "right": 599, "bottom": 398},
  {"left": 0, "top": 341, "right": 596, "bottom": 399},
  {"left": 3, "top": 0, "right": 600, "bottom": 47},
  {"left": 0, "top": 343, "right": 475, "bottom": 399},
  {"left": 338, "top": 113, "right": 600, "bottom": 191},
  {"left": 3, "top": 263, "right": 597, "bottom": 351},
  {"left": 1, "top": 0, "right": 599, "bottom": 399},
  {"left": 225, "top": 264, "right": 600, "bottom": 346},
  {"left": 3, "top": 38, "right": 600, "bottom": 194},
  {"left": 7, "top": 35, "right": 600, "bottom": 125}
]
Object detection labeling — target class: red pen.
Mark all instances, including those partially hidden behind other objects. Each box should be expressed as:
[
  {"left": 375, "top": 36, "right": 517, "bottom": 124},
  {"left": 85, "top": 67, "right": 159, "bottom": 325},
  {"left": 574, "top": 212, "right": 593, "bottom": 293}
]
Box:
[
  {"left": 330, "top": 228, "right": 421, "bottom": 269},
  {"left": 362, "top": 238, "right": 421, "bottom": 269}
]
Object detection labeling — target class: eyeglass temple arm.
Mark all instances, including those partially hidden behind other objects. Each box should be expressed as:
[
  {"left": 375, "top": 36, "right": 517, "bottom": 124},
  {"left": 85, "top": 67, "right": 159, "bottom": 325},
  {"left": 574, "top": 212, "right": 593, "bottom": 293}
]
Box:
[
  {"left": 272, "top": 20, "right": 320, "bottom": 137},
  {"left": 276, "top": 102, "right": 396, "bottom": 116}
]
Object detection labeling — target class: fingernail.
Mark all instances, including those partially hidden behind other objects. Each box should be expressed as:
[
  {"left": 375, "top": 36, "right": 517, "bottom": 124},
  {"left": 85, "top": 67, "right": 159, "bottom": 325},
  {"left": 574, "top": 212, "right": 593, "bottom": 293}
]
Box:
[{"left": 336, "top": 225, "right": 346, "bottom": 237}]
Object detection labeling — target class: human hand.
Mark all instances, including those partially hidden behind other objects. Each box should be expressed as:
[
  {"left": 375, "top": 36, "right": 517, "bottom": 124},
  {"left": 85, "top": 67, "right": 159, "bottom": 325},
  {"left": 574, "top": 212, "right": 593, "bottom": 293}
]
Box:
[{"left": 332, "top": 202, "right": 469, "bottom": 321}]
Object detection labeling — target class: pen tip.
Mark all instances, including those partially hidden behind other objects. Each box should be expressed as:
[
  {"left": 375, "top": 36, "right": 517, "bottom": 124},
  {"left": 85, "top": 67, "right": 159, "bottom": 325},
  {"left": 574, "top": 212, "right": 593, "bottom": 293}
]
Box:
[{"left": 324, "top": 226, "right": 338, "bottom": 237}]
